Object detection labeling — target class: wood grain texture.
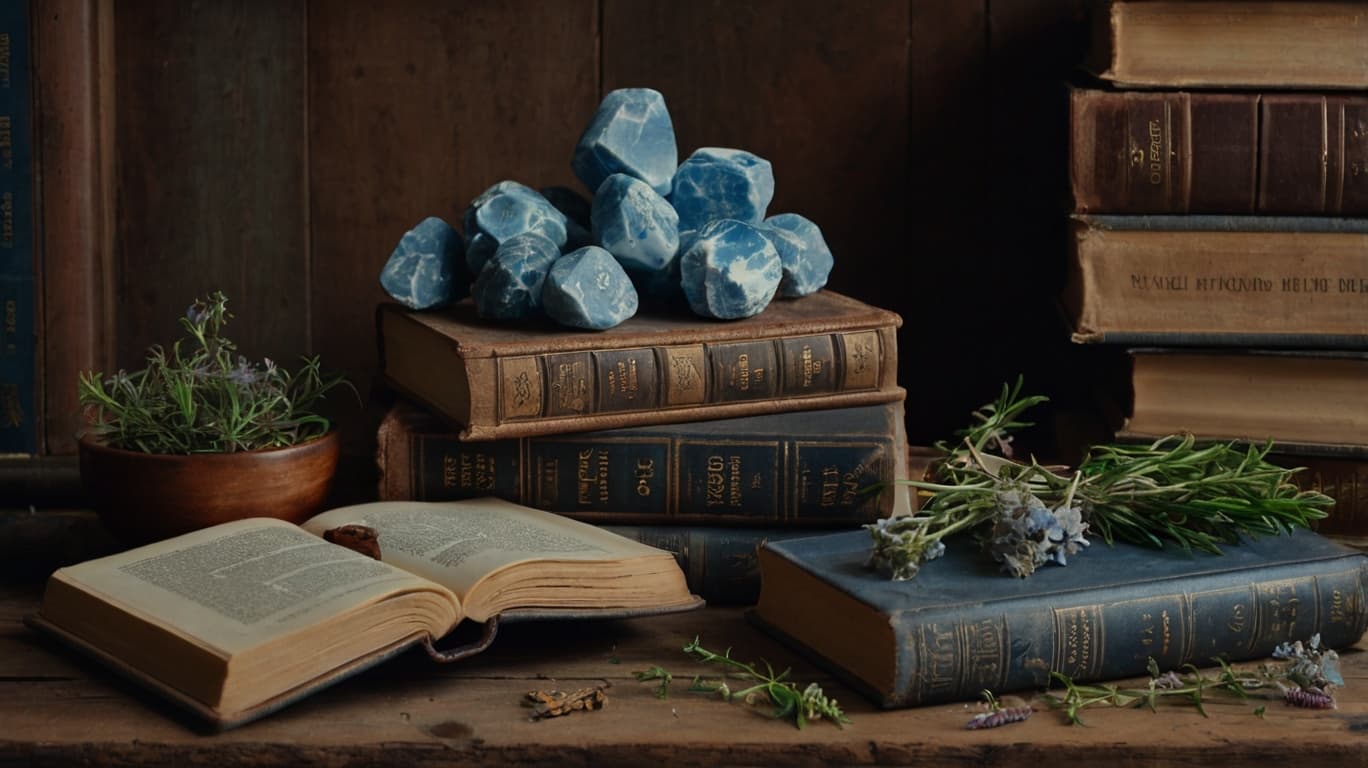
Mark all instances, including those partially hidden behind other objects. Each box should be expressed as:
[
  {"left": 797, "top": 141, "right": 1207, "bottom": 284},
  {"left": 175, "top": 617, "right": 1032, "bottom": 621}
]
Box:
[
  {"left": 600, "top": 0, "right": 910, "bottom": 388},
  {"left": 306, "top": 0, "right": 598, "bottom": 455},
  {"left": 3, "top": 581, "right": 1367, "bottom": 767},
  {"left": 113, "top": 1, "right": 307, "bottom": 373},
  {"left": 32, "top": 0, "right": 115, "bottom": 455}
]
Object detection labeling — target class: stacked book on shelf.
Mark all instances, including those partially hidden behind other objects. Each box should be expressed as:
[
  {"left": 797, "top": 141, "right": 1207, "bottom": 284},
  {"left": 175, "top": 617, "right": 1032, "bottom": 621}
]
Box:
[
  {"left": 1064, "top": 0, "right": 1368, "bottom": 541},
  {"left": 374, "top": 288, "right": 914, "bottom": 604}
]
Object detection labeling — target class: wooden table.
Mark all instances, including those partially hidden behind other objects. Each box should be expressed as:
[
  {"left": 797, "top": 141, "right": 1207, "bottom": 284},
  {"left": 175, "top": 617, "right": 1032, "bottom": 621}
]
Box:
[{"left": 4, "top": 578, "right": 1368, "bottom": 768}]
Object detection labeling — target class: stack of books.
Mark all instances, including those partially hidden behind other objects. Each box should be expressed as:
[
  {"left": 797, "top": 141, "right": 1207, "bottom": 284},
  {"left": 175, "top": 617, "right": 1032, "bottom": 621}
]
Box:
[
  {"left": 1063, "top": 0, "right": 1368, "bottom": 542},
  {"left": 372, "top": 288, "right": 915, "bottom": 604}
]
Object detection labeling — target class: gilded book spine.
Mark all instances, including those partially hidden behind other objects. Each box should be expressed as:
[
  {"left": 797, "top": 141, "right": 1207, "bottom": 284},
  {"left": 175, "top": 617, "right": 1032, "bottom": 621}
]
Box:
[
  {"left": 493, "top": 329, "right": 889, "bottom": 424},
  {"left": 894, "top": 562, "right": 1368, "bottom": 706},
  {"left": 377, "top": 400, "right": 908, "bottom": 525},
  {"left": 1070, "top": 88, "right": 1368, "bottom": 215}
]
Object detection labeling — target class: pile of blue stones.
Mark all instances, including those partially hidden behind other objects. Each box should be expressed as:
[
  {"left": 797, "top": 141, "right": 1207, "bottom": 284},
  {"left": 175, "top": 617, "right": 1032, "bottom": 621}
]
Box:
[{"left": 379, "top": 88, "right": 834, "bottom": 330}]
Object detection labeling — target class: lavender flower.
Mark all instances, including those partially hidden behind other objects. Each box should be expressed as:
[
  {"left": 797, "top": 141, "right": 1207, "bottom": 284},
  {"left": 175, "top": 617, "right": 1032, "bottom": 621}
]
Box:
[
  {"left": 985, "top": 488, "right": 1089, "bottom": 578},
  {"left": 866, "top": 516, "right": 947, "bottom": 581},
  {"left": 1272, "top": 633, "right": 1342, "bottom": 689}
]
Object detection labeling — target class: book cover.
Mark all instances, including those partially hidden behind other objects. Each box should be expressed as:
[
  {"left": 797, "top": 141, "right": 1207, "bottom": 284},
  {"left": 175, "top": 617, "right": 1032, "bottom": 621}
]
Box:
[
  {"left": 751, "top": 527, "right": 1368, "bottom": 709},
  {"left": 1069, "top": 87, "right": 1368, "bottom": 215},
  {"left": 1086, "top": 1, "right": 1368, "bottom": 90},
  {"left": 599, "top": 525, "right": 825, "bottom": 605},
  {"left": 375, "top": 397, "right": 913, "bottom": 526},
  {"left": 1062, "top": 214, "right": 1368, "bottom": 347},
  {"left": 376, "top": 289, "right": 903, "bottom": 441},
  {"left": 0, "top": 0, "right": 35, "bottom": 456}
]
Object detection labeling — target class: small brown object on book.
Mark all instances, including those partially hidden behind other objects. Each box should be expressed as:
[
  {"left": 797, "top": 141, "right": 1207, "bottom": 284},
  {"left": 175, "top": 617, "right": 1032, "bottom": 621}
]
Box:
[
  {"left": 377, "top": 290, "right": 902, "bottom": 441},
  {"left": 322, "top": 524, "right": 381, "bottom": 560},
  {"left": 26, "top": 498, "right": 699, "bottom": 729},
  {"left": 1086, "top": 1, "right": 1368, "bottom": 89}
]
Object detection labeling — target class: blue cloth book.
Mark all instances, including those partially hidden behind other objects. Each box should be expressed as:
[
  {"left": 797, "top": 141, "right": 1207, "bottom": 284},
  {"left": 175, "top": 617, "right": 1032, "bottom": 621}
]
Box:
[{"left": 750, "top": 526, "right": 1368, "bottom": 708}]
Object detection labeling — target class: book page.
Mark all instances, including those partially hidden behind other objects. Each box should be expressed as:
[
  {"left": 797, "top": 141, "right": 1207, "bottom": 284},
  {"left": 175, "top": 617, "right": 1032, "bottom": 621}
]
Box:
[
  {"left": 301, "top": 498, "right": 670, "bottom": 600},
  {"left": 51, "top": 518, "right": 452, "bottom": 656}
]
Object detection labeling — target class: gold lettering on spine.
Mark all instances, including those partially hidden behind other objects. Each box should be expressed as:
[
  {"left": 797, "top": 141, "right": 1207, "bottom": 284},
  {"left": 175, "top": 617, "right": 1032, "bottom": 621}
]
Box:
[
  {"left": 705, "top": 455, "right": 726, "bottom": 506},
  {"left": 918, "top": 624, "right": 961, "bottom": 700},
  {"left": 499, "top": 356, "right": 544, "bottom": 420},
  {"left": 1053, "top": 606, "right": 1103, "bottom": 680},
  {"left": 839, "top": 331, "right": 880, "bottom": 390},
  {"left": 445, "top": 454, "right": 461, "bottom": 489},
  {"left": 664, "top": 346, "right": 708, "bottom": 406}
]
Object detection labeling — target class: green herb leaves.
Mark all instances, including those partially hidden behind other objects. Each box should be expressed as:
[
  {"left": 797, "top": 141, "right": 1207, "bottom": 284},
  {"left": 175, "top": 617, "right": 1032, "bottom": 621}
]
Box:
[
  {"left": 866, "top": 378, "right": 1332, "bottom": 580},
  {"left": 78, "top": 291, "right": 354, "bottom": 454},
  {"left": 634, "top": 637, "right": 849, "bottom": 729}
]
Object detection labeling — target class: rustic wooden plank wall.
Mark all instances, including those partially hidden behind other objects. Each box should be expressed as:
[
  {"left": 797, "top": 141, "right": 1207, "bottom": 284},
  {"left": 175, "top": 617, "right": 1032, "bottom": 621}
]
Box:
[{"left": 91, "top": 0, "right": 1093, "bottom": 465}]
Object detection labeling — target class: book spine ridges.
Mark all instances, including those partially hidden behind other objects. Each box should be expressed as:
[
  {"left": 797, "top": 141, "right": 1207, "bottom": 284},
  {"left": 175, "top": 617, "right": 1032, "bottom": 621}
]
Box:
[
  {"left": 896, "top": 562, "right": 1368, "bottom": 706},
  {"left": 495, "top": 329, "right": 880, "bottom": 425},
  {"left": 0, "top": 2, "right": 34, "bottom": 455}
]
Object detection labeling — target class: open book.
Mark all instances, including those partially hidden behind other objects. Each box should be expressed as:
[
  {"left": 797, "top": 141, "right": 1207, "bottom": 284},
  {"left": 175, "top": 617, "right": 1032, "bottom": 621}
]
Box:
[{"left": 27, "top": 498, "right": 700, "bottom": 729}]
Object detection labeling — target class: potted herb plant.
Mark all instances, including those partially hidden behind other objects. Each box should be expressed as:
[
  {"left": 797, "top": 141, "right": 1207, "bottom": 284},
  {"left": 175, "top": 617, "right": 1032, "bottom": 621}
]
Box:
[{"left": 77, "top": 291, "right": 354, "bottom": 544}]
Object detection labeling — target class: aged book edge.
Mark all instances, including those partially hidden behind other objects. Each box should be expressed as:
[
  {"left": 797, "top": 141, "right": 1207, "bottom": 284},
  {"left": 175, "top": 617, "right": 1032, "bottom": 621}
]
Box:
[{"left": 752, "top": 529, "right": 1368, "bottom": 708}]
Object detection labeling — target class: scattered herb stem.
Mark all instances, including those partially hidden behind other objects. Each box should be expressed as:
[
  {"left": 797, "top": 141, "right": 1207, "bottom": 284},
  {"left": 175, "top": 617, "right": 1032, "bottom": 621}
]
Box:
[{"left": 633, "top": 637, "right": 850, "bottom": 729}]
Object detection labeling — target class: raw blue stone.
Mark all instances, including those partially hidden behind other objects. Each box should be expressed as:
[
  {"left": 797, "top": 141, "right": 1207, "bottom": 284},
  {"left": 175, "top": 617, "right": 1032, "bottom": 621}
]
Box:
[
  {"left": 591, "top": 173, "right": 680, "bottom": 273},
  {"left": 379, "top": 216, "right": 469, "bottom": 310},
  {"left": 543, "top": 246, "right": 639, "bottom": 330},
  {"left": 471, "top": 231, "right": 561, "bottom": 321},
  {"left": 668, "top": 148, "right": 775, "bottom": 233},
  {"left": 572, "top": 88, "right": 678, "bottom": 197},
  {"left": 761, "top": 213, "right": 834, "bottom": 297},
  {"left": 462, "top": 181, "right": 568, "bottom": 273},
  {"left": 679, "top": 219, "right": 781, "bottom": 320}
]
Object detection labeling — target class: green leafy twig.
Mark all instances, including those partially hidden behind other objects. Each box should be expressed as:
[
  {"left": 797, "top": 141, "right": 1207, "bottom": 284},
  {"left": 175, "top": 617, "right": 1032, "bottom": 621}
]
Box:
[
  {"left": 633, "top": 638, "right": 850, "bottom": 729},
  {"left": 1042, "top": 635, "right": 1342, "bottom": 725},
  {"left": 865, "top": 377, "right": 1332, "bottom": 580}
]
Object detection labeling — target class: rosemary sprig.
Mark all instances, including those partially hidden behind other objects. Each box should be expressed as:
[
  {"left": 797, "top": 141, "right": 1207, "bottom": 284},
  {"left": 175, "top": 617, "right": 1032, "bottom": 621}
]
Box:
[
  {"left": 866, "top": 378, "right": 1332, "bottom": 580},
  {"left": 633, "top": 637, "right": 850, "bottom": 729}
]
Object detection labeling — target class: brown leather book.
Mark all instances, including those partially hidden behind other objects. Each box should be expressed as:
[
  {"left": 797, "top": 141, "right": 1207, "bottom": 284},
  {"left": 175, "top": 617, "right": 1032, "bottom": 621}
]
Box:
[
  {"left": 1070, "top": 88, "right": 1368, "bottom": 215},
  {"left": 1086, "top": 1, "right": 1368, "bottom": 90},
  {"left": 377, "top": 290, "right": 903, "bottom": 441}
]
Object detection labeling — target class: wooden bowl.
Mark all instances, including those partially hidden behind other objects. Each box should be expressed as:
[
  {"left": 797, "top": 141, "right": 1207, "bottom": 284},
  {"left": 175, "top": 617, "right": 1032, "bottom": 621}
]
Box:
[{"left": 78, "top": 431, "right": 341, "bottom": 545}]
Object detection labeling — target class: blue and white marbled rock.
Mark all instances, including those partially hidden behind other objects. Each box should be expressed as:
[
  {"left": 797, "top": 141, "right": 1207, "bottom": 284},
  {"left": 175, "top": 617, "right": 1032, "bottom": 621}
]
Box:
[
  {"left": 761, "top": 213, "right": 834, "bottom": 297},
  {"left": 379, "top": 216, "right": 469, "bottom": 310},
  {"left": 668, "top": 147, "right": 775, "bottom": 233},
  {"left": 462, "top": 181, "right": 568, "bottom": 274},
  {"left": 543, "top": 246, "right": 639, "bottom": 330},
  {"left": 679, "top": 219, "right": 781, "bottom": 320},
  {"left": 591, "top": 173, "right": 680, "bottom": 273},
  {"left": 471, "top": 231, "right": 561, "bottom": 321},
  {"left": 572, "top": 88, "right": 678, "bottom": 197}
]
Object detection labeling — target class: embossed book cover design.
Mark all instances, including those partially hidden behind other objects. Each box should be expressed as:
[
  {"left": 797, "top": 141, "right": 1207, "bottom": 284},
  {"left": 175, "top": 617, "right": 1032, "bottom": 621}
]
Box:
[
  {"left": 376, "top": 398, "right": 912, "bottom": 526},
  {"left": 751, "top": 527, "right": 1368, "bottom": 708},
  {"left": 377, "top": 290, "right": 903, "bottom": 440}
]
